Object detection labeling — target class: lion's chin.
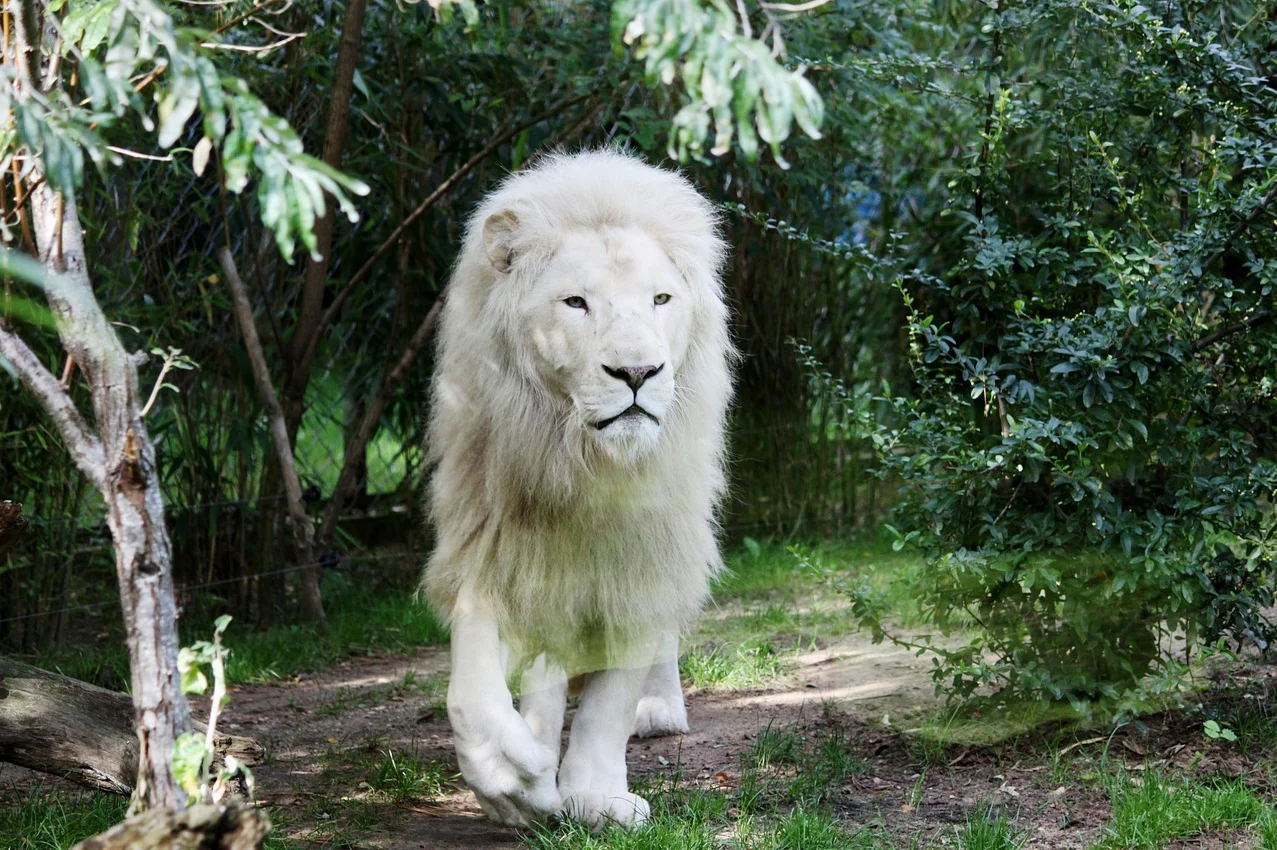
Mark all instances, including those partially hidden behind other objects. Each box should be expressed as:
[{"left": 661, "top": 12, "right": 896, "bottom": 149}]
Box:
[{"left": 588, "top": 417, "right": 662, "bottom": 464}]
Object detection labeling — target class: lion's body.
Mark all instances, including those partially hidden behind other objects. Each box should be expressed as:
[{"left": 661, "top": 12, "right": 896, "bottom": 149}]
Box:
[
  {"left": 422, "top": 150, "right": 733, "bottom": 828},
  {"left": 423, "top": 150, "right": 732, "bottom": 669}
]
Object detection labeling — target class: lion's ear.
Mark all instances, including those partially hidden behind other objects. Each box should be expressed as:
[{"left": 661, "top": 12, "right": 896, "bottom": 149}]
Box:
[{"left": 482, "top": 209, "right": 520, "bottom": 273}]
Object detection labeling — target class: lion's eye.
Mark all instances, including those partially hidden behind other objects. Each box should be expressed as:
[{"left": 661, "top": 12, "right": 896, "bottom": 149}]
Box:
[
  {"left": 564, "top": 296, "right": 588, "bottom": 310},
  {"left": 653, "top": 293, "right": 672, "bottom": 306}
]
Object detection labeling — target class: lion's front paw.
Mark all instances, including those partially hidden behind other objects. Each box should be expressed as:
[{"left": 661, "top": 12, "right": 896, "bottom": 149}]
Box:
[
  {"left": 560, "top": 788, "right": 651, "bottom": 829},
  {"left": 453, "top": 706, "right": 562, "bottom": 827},
  {"left": 632, "top": 694, "right": 689, "bottom": 738}
]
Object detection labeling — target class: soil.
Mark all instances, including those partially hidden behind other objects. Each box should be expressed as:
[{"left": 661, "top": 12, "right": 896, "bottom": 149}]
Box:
[
  {"left": 194, "top": 632, "right": 1106, "bottom": 849},
  {"left": 6, "top": 630, "right": 1273, "bottom": 848}
]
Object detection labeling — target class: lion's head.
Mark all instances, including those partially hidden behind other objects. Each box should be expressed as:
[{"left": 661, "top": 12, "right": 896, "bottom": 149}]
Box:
[
  {"left": 431, "top": 150, "right": 732, "bottom": 486},
  {"left": 483, "top": 213, "right": 699, "bottom": 461}
]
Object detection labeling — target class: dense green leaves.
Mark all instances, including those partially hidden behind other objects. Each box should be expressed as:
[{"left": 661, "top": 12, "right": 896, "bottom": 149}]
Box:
[{"left": 817, "top": 0, "right": 1277, "bottom": 710}]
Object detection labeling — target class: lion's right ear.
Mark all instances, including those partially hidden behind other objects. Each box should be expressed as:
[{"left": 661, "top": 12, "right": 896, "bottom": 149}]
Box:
[{"left": 482, "top": 210, "right": 520, "bottom": 273}]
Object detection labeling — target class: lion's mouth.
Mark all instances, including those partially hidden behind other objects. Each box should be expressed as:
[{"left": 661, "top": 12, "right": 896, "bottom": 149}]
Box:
[{"left": 594, "top": 404, "right": 660, "bottom": 430}]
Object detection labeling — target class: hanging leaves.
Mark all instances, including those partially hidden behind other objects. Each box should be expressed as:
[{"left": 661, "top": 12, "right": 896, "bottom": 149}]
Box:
[{"left": 613, "top": 0, "right": 825, "bottom": 166}]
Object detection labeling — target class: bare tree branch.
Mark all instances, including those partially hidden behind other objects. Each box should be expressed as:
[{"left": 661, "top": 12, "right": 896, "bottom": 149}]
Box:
[
  {"left": 315, "top": 291, "right": 447, "bottom": 545},
  {"left": 216, "top": 246, "right": 326, "bottom": 630},
  {"left": 1191, "top": 309, "right": 1272, "bottom": 353},
  {"left": 0, "top": 325, "right": 106, "bottom": 489}
]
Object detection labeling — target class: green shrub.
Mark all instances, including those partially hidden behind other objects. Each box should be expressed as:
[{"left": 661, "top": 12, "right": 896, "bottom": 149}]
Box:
[{"left": 810, "top": 0, "right": 1277, "bottom": 707}]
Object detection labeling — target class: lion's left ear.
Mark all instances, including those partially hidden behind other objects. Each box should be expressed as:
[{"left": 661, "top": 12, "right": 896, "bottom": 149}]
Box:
[{"left": 482, "top": 209, "right": 520, "bottom": 273}]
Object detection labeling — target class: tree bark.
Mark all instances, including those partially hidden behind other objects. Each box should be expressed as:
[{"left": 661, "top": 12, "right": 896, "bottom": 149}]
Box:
[
  {"left": 0, "top": 657, "right": 262, "bottom": 796},
  {"left": 70, "top": 801, "right": 269, "bottom": 850},
  {"left": 28, "top": 181, "right": 193, "bottom": 814},
  {"left": 217, "top": 248, "right": 326, "bottom": 629}
]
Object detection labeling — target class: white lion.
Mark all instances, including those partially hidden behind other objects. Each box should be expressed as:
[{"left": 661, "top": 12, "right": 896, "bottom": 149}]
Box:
[{"left": 422, "top": 149, "right": 734, "bottom": 829}]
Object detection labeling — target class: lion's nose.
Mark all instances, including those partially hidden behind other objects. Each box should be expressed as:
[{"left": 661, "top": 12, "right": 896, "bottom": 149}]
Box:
[{"left": 603, "top": 363, "right": 664, "bottom": 392}]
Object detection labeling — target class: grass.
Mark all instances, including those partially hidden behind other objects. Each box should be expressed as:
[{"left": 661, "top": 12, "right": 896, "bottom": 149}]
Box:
[
  {"left": 0, "top": 788, "right": 302, "bottom": 850},
  {"left": 739, "top": 725, "right": 872, "bottom": 813},
  {"left": 950, "top": 808, "right": 1028, "bottom": 850},
  {"left": 34, "top": 575, "right": 448, "bottom": 688},
  {"left": 680, "top": 640, "right": 785, "bottom": 691},
  {"left": 0, "top": 789, "right": 127, "bottom": 850},
  {"left": 1093, "top": 772, "right": 1277, "bottom": 849},
  {"left": 364, "top": 748, "right": 450, "bottom": 802},
  {"left": 679, "top": 534, "right": 923, "bottom": 692},
  {"left": 525, "top": 788, "right": 888, "bottom": 850}
]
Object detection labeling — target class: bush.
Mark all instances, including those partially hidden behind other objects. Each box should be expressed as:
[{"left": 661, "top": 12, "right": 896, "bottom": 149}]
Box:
[{"left": 815, "top": 0, "right": 1277, "bottom": 708}]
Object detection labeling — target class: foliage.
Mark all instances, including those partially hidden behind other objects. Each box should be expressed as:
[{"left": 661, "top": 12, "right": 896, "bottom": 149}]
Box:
[
  {"left": 614, "top": 0, "right": 825, "bottom": 165},
  {"left": 1, "top": 0, "right": 367, "bottom": 262},
  {"left": 799, "top": 0, "right": 1277, "bottom": 707}
]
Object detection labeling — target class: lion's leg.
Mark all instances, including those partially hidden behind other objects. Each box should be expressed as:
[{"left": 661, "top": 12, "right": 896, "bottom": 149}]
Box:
[
  {"left": 632, "top": 631, "right": 688, "bottom": 738},
  {"left": 447, "top": 599, "right": 561, "bottom": 826},
  {"left": 519, "top": 654, "right": 567, "bottom": 764},
  {"left": 558, "top": 664, "right": 651, "bottom": 829}
]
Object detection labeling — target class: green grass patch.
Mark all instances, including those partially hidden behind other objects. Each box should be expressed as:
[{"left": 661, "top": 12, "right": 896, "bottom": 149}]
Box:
[
  {"left": 948, "top": 808, "right": 1028, "bottom": 850},
  {"left": 35, "top": 578, "right": 447, "bottom": 688},
  {"left": 0, "top": 789, "right": 127, "bottom": 850},
  {"left": 0, "top": 789, "right": 301, "bottom": 850},
  {"left": 364, "top": 748, "right": 450, "bottom": 803},
  {"left": 907, "top": 699, "right": 1088, "bottom": 751},
  {"left": 680, "top": 534, "right": 925, "bottom": 692},
  {"left": 715, "top": 535, "right": 922, "bottom": 610},
  {"left": 739, "top": 726, "right": 872, "bottom": 814},
  {"left": 1094, "top": 772, "right": 1277, "bottom": 849},
  {"left": 681, "top": 640, "right": 784, "bottom": 691}
]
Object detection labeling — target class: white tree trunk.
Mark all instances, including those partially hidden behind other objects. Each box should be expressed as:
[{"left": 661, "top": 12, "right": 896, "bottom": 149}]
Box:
[{"left": 24, "top": 183, "right": 193, "bottom": 814}]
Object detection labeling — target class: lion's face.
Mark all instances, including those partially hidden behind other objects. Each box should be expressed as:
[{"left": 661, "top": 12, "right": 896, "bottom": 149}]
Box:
[{"left": 508, "top": 226, "right": 694, "bottom": 462}]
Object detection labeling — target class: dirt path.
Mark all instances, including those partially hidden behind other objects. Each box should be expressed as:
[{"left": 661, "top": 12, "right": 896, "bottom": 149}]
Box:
[{"left": 205, "top": 632, "right": 1101, "bottom": 849}]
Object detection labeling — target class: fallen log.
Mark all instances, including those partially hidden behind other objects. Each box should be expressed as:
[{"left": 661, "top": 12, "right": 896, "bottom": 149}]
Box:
[
  {"left": 0, "top": 657, "right": 263, "bottom": 794},
  {"left": 70, "top": 800, "right": 269, "bottom": 850}
]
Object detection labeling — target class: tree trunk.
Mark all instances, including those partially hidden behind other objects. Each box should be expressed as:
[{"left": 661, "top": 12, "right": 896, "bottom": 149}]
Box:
[
  {"left": 70, "top": 801, "right": 269, "bottom": 850},
  {"left": 218, "top": 248, "right": 326, "bottom": 630},
  {"left": 0, "top": 657, "right": 262, "bottom": 795},
  {"left": 29, "top": 183, "right": 193, "bottom": 814}
]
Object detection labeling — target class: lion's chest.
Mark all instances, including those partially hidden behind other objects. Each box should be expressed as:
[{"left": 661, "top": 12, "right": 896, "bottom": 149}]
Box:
[{"left": 483, "top": 481, "right": 712, "bottom": 665}]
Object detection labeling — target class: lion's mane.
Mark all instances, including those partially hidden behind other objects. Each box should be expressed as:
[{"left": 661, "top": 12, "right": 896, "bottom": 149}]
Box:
[{"left": 422, "top": 150, "right": 734, "bottom": 670}]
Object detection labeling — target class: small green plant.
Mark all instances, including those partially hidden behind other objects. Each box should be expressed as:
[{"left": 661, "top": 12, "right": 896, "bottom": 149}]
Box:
[
  {"left": 1203, "top": 719, "right": 1238, "bottom": 743},
  {"left": 174, "top": 614, "right": 253, "bottom": 803}
]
